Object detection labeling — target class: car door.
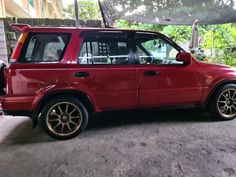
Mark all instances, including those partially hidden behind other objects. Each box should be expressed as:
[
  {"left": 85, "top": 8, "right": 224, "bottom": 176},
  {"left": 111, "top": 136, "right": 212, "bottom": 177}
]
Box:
[
  {"left": 69, "top": 31, "right": 138, "bottom": 112},
  {"left": 133, "top": 33, "right": 204, "bottom": 108}
]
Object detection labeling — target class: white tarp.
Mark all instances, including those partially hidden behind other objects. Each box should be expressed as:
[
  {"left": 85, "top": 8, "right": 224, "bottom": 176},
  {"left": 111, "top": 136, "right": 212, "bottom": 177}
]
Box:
[
  {"left": 189, "top": 20, "right": 199, "bottom": 52},
  {"left": 99, "top": 0, "right": 236, "bottom": 26}
]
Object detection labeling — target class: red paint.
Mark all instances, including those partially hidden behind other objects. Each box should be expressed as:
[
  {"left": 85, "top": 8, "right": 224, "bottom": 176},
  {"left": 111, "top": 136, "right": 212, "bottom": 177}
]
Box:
[
  {"left": 137, "top": 60, "right": 204, "bottom": 108},
  {"left": 1, "top": 25, "right": 236, "bottom": 116}
]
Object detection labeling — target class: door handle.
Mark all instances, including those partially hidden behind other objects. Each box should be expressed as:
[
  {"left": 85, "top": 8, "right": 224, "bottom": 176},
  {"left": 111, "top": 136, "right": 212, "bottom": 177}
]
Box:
[
  {"left": 144, "top": 71, "right": 157, "bottom": 77},
  {"left": 74, "top": 72, "right": 89, "bottom": 78}
]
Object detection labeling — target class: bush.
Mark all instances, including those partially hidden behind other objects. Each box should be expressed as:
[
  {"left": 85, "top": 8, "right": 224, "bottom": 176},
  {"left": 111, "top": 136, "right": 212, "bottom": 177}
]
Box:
[
  {"left": 222, "top": 51, "right": 236, "bottom": 67},
  {"left": 208, "top": 51, "right": 236, "bottom": 67}
]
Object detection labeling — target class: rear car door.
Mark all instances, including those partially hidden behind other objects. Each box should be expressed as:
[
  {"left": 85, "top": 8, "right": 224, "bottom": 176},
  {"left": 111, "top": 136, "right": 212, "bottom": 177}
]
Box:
[
  {"left": 133, "top": 33, "right": 204, "bottom": 108},
  {"left": 69, "top": 31, "right": 138, "bottom": 112}
]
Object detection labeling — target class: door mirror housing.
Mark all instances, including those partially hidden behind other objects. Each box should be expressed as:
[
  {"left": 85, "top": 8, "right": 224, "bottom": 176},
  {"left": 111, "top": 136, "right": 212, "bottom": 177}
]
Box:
[{"left": 176, "top": 52, "right": 192, "bottom": 65}]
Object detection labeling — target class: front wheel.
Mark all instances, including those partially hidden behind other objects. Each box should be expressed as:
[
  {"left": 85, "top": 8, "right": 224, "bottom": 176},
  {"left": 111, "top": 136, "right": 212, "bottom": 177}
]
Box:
[
  {"left": 41, "top": 96, "right": 88, "bottom": 140},
  {"left": 209, "top": 84, "right": 236, "bottom": 120}
]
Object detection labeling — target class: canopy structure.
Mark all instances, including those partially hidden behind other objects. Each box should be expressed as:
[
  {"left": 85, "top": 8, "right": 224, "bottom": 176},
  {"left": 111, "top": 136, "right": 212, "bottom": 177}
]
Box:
[{"left": 98, "top": 0, "right": 236, "bottom": 26}]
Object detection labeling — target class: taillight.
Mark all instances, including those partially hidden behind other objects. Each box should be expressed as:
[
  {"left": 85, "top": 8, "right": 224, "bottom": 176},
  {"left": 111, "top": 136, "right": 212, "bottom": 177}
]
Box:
[{"left": 11, "top": 32, "right": 28, "bottom": 62}]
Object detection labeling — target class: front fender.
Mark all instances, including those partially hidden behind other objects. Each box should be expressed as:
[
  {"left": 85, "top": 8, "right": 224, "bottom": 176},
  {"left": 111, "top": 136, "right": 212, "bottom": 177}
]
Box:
[{"left": 203, "top": 78, "right": 236, "bottom": 106}]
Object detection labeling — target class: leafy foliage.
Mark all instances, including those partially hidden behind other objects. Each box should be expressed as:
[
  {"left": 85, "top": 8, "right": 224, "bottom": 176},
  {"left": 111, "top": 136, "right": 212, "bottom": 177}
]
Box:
[
  {"left": 161, "top": 25, "right": 192, "bottom": 43},
  {"left": 223, "top": 52, "right": 236, "bottom": 67},
  {"left": 63, "top": 0, "right": 101, "bottom": 20},
  {"left": 116, "top": 20, "right": 163, "bottom": 32}
]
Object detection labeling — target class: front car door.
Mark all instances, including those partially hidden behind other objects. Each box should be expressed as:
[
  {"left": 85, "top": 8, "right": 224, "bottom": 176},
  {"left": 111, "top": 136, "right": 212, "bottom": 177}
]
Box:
[
  {"left": 69, "top": 31, "right": 138, "bottom": 112},
  {"left": 133, "top": 32, "right": 204, "bottom": 108}
]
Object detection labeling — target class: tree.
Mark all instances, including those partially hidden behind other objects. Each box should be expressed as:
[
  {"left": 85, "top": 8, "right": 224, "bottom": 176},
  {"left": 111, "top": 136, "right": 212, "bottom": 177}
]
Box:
[
  {"left": 63, "top": 0, "right": 101, "bottom": 20},
  {"left": 116, "top": 20, "right": 163, "bottom": 32}
]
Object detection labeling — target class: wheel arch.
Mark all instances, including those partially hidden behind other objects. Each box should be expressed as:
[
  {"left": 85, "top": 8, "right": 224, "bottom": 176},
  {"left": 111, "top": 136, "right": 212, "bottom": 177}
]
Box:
[
  {"left": 205, "top": 79, "right": 236, "bottom": 107},
  {"left": 32, "top": 90, "right": 95, "bottom": 128}
]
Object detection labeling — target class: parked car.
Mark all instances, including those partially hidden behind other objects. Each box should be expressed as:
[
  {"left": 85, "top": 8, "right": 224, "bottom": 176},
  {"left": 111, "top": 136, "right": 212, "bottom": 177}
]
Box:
[{"left": 0, "top": 24, "right": 236, "bottom": 140}]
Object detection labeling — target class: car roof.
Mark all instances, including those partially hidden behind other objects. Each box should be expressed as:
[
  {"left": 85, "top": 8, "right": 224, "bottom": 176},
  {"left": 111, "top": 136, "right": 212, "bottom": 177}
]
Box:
[{"left": 10, "top": 23, "right": 161, "bottom": 35}]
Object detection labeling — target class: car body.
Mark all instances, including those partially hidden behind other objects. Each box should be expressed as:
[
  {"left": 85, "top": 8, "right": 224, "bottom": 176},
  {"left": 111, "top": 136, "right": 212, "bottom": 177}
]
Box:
[{"left": 1, "top": 24, "right": 236, "bottom": 140}]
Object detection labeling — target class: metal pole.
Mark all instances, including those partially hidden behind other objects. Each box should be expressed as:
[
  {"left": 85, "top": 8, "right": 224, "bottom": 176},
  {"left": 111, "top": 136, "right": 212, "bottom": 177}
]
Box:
[
  {"left": 74, "top": 0, "right": 79, "bottom": 27},
  {"left": 98, "top": 0, "right": 108, "bottom": 28}
]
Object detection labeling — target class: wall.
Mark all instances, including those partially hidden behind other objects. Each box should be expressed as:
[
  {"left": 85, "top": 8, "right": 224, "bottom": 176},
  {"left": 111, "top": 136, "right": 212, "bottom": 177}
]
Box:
[
  {"left": 0, "top": 0, "right": 6, "bottom": 17},
  {"left": 0, "top": 20, "right": 7, "bottom": 64}
]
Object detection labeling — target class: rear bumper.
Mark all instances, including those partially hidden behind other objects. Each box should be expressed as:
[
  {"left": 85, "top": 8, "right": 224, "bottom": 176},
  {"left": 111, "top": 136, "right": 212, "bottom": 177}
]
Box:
[
  {"left": 3, "top": 110, "right": 32, "bottom": 117},
  {"left": 0, "top": 96, "right": 37, "bottom": 127},
  {"left": 0, "top": 95, "right": 35, "bottom": 112},
  {"left": 0, "top": 95, "right": 34, "bottom": 118}
]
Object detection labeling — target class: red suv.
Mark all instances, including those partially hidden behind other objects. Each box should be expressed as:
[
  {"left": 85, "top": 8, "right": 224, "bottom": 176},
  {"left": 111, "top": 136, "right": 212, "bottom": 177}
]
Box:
[{"left": 1, "top": 24, "right": 236, "bottom": 140}]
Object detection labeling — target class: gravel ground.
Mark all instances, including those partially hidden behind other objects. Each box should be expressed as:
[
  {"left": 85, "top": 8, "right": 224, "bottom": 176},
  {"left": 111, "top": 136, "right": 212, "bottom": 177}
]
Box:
[{"left": 0, "top": 109, "right": 236, "bottom": 177}]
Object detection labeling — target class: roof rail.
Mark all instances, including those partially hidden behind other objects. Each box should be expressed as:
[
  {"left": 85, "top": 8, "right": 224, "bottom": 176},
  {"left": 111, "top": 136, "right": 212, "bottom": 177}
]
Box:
[{"left": 10, "top": 23, "right": 31, "bottom": 33}]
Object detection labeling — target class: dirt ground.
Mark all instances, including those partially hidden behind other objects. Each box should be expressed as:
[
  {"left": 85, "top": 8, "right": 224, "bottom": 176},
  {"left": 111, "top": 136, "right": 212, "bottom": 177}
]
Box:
[{"left": 0, "top": 109, "right": 236, "bottom": 177}]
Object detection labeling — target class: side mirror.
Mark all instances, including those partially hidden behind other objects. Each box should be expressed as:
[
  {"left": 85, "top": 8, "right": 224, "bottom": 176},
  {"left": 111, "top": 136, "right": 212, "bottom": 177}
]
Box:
[{"left": 176, "top": 52, "right": 192, "bottom": 65}]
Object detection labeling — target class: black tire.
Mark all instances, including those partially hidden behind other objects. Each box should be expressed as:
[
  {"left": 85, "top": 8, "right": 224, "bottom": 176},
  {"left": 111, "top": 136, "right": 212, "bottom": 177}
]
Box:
[
  {"left": 209, "top": 84, "right": 236, "bottom": 120},
  {"left": 41, "top": 96, "right": 89, "bottom": 140}
]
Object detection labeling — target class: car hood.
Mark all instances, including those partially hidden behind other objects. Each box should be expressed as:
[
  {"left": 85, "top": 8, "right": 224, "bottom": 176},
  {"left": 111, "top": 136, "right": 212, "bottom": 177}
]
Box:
[{"left": 199, "top": 62, "right": 235, "bottom": 71}]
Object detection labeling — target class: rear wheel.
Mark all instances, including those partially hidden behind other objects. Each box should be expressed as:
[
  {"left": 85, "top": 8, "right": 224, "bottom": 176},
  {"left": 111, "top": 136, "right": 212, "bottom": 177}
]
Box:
[
  {"left": 209, "top": 84, "right": 236, "bottom": 120},
  {"left": 41, "top": 96, "right": 88, "bottom": 140}
]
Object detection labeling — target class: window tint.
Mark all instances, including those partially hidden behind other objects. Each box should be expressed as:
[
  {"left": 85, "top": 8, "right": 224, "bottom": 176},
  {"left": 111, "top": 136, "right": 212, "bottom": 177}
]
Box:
[
  {"left": 79, "top": 39, "right": 129, "bottom": 65},
  {"left": 23, "top": 33, "right": 70, "bottom": 62},
  {"left": 136, "top": 36, "right": 182, "bottom": 65}
]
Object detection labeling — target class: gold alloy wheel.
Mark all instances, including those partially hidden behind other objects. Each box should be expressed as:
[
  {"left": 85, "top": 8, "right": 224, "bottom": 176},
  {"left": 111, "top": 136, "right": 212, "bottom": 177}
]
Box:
[
  {"left": 217, "top": 88, "right": 236, "bottom": 119},
  {"left": 46, "top": 102, "right": 83, "bottom": 136}
]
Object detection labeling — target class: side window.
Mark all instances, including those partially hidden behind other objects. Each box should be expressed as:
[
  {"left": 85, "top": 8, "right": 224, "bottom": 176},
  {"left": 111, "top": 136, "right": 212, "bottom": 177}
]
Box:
[
  {"left": 78, "top": 39, "right": 129, "bottom": 65},
  {"left": 44, "top": 37, "right": 65, "bottom": 61},
  {"left": 22, "top": 33, "right": 70, "bottom": 62},
  {"left": 136, "top": 36, "right": 182, "bottom": 65},
  {"left": 25, "top": 37, "right": 37, "bottom": 61}
]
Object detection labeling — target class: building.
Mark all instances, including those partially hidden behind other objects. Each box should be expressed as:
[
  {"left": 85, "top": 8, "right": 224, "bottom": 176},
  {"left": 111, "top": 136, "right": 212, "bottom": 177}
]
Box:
[{"left": 0, "top": 0, "right": 63, "bottom": 18}]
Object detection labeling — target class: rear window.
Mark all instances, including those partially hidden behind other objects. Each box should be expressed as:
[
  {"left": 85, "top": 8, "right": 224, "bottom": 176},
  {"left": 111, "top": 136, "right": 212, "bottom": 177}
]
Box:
[{"left": 20, "top": 33, "right": 71, "bottom": 63}]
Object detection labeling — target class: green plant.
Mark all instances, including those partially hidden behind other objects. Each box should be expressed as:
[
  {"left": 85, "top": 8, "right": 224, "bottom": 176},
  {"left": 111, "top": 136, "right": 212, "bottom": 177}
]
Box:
[
  {"left": 208, "top": 51, "right": 236, "bottom": 67},
  {"left": 63, "top": 0, "right": 102, "bottom": 20},
  {"left": 222, "top": 51, "right": 236, "bottom": 67}
]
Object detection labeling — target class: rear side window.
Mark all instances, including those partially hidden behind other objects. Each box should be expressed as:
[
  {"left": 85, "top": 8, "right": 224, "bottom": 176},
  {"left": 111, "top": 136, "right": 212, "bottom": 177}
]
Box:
[
  {"left": 20, "top": 33, "right": 71, "bottom": 63},
  {"left": 78, "top": 39, "right": 130, "bottom": 65}
]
